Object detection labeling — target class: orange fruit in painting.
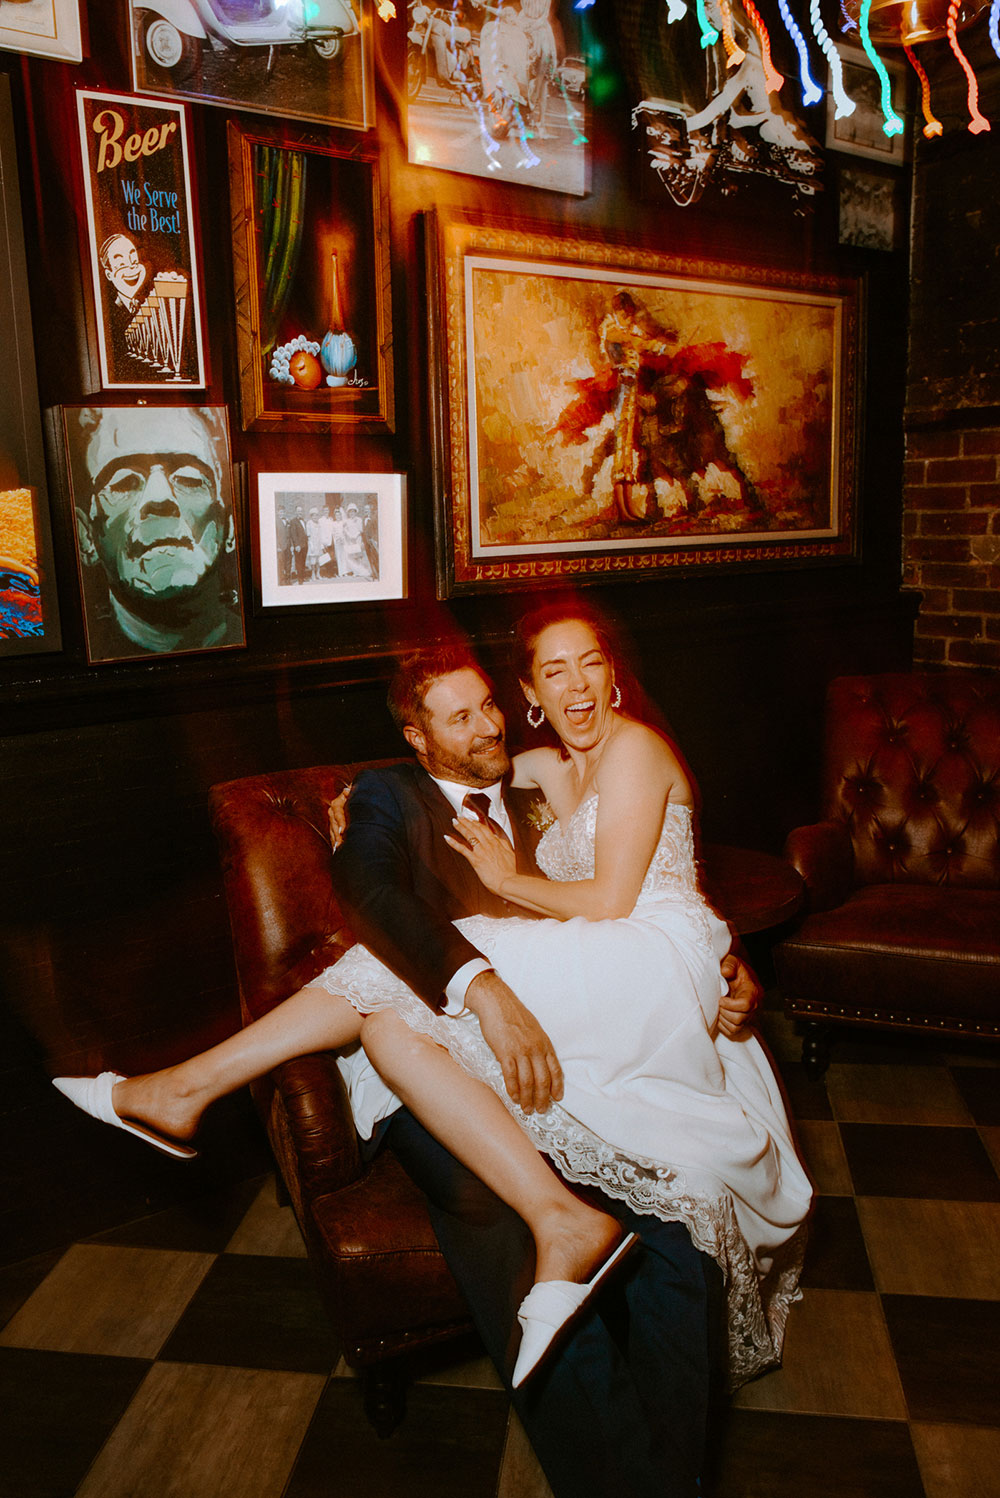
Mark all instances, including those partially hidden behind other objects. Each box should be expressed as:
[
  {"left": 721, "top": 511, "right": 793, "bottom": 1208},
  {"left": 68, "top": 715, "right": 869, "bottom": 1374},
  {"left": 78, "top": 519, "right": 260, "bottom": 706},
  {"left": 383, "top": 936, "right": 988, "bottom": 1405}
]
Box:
[{"left": 289, "top": 350, "right": 323, "bottom": 389}]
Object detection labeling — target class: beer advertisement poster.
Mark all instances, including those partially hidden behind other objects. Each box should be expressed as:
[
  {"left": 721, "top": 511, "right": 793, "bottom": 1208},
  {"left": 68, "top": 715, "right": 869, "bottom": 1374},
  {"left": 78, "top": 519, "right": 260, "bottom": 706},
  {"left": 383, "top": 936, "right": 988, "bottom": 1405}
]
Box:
[{"left": 76, "top": 90, "right": 206, "bottom": 390}]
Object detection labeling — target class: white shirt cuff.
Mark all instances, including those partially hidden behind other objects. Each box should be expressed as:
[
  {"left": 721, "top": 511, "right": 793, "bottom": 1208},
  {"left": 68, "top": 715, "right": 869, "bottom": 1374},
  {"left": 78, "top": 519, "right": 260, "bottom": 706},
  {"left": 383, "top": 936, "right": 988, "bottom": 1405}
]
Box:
[{"left": 443, "top": 958, "right": 493, "bottom": 1015}]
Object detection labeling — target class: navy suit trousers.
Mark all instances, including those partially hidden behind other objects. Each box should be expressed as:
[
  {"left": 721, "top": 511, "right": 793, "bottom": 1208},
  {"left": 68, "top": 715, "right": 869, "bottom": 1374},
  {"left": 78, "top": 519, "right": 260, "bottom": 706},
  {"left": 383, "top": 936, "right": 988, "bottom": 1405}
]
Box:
[{"left": 384, "top": 1108, "right": 726, "bottom": 1498}]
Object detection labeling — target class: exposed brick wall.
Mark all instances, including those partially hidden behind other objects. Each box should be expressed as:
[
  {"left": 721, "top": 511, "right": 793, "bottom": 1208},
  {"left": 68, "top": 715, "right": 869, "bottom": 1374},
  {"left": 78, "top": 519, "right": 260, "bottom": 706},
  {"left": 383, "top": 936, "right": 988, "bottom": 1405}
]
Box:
[{"left": 902, "top": 428, "right": 1000, "bottom": 668}]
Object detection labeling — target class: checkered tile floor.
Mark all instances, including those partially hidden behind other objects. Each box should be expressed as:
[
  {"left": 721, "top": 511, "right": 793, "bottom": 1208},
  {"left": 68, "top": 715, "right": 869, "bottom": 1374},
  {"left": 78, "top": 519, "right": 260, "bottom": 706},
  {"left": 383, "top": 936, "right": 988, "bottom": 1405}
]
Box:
[{"left": 3, "top": 999, "right": 999, "bottom": 1498}]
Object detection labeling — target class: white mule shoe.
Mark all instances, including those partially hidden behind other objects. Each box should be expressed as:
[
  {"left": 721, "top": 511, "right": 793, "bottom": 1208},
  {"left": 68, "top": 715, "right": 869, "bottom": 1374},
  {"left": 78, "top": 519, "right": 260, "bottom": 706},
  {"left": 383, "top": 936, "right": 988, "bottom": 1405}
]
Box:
[
  {"left": 511, "top": 1231, "right": 639, "bottom": 1389},
  {"left": 52, "top": 1072, "right": 198, "bottom": 1160}
]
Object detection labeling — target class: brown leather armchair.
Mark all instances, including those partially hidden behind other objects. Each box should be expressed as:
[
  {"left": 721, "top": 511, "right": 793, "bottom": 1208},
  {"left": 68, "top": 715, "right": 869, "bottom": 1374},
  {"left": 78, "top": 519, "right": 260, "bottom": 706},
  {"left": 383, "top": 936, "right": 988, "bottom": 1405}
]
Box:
[
  {"left": 774, "top": 672, "right": 1000, "bottom": 1076},
  {"left": 209, "top": 763, "right": 473, "bottom": 1436}
]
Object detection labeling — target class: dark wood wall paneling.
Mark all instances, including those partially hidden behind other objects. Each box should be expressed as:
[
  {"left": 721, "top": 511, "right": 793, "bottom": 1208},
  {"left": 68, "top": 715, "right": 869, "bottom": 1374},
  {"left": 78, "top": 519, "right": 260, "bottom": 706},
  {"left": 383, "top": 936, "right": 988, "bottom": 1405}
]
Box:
[{"left": 1, "top": 8, "right": 915, "bottom": 1261}]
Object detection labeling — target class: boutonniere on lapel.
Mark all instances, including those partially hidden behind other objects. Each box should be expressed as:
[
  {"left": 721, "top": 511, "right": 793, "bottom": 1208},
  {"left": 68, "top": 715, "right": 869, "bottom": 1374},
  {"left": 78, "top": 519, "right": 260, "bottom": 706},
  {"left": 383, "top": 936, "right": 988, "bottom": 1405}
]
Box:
[{"left": 526, "top": 800, "right": 556, "bottom": 834}]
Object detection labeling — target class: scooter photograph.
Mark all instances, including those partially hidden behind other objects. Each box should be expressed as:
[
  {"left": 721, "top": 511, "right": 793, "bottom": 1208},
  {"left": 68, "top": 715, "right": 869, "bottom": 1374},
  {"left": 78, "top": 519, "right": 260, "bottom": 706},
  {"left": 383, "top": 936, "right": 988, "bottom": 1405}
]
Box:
[{"left": 129, "top": 0, "right": 372, "bottom": 130}]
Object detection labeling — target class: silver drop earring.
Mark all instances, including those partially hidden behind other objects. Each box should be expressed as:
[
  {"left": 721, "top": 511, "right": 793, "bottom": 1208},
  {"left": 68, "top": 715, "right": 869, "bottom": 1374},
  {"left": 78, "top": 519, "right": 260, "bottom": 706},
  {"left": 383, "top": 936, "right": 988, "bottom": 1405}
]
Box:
[
  {"left": 612, "top": 684, "right": 622, "bottom": 709},
  {"left": 527, "top": 703, "right": 545, "bottom": 729}
]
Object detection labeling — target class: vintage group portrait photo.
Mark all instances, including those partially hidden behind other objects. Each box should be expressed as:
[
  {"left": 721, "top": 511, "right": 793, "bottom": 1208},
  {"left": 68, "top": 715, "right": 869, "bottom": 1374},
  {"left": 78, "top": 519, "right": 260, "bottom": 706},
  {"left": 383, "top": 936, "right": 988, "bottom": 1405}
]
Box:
[
  {"left": 256, "top": 471, "right": 406, "bottom": 608},
  {"left": 428, "top": 210, "right": 860, "bottom": 595}
]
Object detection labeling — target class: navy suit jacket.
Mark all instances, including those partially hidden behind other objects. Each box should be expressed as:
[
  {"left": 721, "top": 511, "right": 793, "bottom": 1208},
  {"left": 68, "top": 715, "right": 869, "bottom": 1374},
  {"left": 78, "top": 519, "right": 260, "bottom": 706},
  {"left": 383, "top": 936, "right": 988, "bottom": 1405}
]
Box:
[{"left": 328, "top": 760, "right": 541, "bottom": 1011}]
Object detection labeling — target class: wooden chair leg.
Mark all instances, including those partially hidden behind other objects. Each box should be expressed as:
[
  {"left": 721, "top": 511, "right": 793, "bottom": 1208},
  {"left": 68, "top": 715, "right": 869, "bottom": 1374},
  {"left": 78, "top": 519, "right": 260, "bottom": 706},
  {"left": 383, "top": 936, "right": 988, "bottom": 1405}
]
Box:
[
  {"left": 363, "top": 1361, "right": 407, "bottom": 1439},
  {"left": 800, "top": 1021, "right": 834, "bottom": 1080}
]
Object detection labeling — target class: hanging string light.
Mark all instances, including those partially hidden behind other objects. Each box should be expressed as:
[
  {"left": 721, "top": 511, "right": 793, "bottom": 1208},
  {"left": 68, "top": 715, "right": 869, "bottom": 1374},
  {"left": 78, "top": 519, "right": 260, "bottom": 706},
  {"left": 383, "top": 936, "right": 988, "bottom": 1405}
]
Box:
[
  {"left": 808, "top": 0, "right": 856, "bottom": 115},
  {"left": 741, "top": 0, "right": 785, "bottom": 90},
  {"left": 694, "top": 0, "right": 720, "bottom": 47},
  {"left": 775, "top": 0, "right": 824, "bottom": 103},
  {"left": 991, "top": 0, "right": 1000, "bottom": 54},
  {"left": 946, "top": 0, "right": 991, "bottom": 129},
  {"left": 858, "top": 0, "right": 906, "bottom": 134},
  {"left": 902, "top": 42, "right": 944, "bottom": 134},
  {"left": 718, "top": 0, "right": 747, "bottom": 65}
]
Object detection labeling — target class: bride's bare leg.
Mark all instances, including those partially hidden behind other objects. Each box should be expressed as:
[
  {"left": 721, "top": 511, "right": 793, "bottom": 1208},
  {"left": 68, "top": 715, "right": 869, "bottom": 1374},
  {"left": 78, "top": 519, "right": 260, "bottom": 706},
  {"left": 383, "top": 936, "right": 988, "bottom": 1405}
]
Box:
[
  {"left": 112, "top": 985, "right": 363, "bottom": 1142},
  {"left": 361, "top": 1008, "right": 622, "bottom": 1286}
]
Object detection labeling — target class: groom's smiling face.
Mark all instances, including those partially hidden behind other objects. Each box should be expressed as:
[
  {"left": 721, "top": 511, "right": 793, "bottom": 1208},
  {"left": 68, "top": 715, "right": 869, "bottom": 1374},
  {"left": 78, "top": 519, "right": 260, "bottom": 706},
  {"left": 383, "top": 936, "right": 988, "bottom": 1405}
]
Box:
[{"left": 405, "top": 667, "right": 511, "bottom": 787}]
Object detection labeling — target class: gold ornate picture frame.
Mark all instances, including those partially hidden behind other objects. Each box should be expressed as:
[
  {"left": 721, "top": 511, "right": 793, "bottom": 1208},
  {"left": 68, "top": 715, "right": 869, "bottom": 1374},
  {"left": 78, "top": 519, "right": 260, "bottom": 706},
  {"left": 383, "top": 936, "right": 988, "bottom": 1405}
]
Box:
[{"left": 427, "top": 209, "right": 861, "bottom": 597}]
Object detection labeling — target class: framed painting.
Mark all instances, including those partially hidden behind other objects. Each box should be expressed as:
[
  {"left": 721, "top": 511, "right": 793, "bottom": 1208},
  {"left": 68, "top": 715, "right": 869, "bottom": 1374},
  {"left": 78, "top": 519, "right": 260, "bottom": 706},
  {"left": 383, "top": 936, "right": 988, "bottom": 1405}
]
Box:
[
  {"left": 76, "top": 90, "right": 207, "bottom": 390},
  {"left": 229, "top": 122, "right": 393, "bottom": 432},
  {"left": 256, "top": 470, "right": 406, "bottom": 607},
  {"left": 62, "top": 404, "right": 245, "bottom": 664},
  {"left": 0, "top": 0, "right": 82, "bottom": 62},
  {"left": 407, "top": 0, "right": 589, "bottom": 194},
  {"left": 0, "top": 75, "right": 61, "bottom": 656},
  {"left": 128, "top": 0, "right": 374, "bottom": 132},
  {"left": 427, "top": 210, "right": 861, "bottom": 597},
  {"left": 825, "top": 45, "right": 908, "bottom": 164}
]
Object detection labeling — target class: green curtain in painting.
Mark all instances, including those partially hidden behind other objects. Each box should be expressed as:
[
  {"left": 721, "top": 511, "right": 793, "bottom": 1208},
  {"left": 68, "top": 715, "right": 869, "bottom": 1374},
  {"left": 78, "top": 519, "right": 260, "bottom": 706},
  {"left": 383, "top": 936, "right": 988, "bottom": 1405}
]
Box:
[{"left": 255, "top": 145, "right": 306, "bottom": 356}]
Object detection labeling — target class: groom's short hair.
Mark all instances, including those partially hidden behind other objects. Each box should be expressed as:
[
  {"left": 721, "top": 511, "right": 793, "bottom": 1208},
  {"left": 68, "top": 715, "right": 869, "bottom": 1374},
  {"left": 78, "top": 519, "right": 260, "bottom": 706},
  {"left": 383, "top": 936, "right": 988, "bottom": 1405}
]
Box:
[{"left": 387, "top": 645, "right": 491, "bottom": 736}]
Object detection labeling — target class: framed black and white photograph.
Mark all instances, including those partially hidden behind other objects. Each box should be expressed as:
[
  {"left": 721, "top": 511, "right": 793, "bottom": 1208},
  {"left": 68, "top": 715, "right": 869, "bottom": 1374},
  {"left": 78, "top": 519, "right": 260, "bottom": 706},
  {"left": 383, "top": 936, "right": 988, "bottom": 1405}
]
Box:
[
  {"left": 825, "top": 45, "right": 908, "bottom": 164},
  {"left": 838, "top": 165, "right": 901, "bottom": 251},
  {"left": 62, "top": 404, "right": 245, "bottom": 664},
  {"left": 257, "top": 470, "right": 406, "bottom": 607},
  {"left": 129, "top": 0, "right": 375, "bottom": 132},
  {"left": 407, "top": 0, "right": 589, "bottom": 194}
]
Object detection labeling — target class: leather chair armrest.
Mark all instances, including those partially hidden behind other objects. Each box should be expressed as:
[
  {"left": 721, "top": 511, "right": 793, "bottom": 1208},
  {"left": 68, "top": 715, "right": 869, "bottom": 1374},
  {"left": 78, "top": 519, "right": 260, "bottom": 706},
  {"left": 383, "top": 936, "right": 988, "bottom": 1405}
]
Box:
[
  {"left": 783, "top": 819, "right": 855, "bottom": 912},
  {"left": 251, "top": 1051, "right": 363, "bottom": 1214}
]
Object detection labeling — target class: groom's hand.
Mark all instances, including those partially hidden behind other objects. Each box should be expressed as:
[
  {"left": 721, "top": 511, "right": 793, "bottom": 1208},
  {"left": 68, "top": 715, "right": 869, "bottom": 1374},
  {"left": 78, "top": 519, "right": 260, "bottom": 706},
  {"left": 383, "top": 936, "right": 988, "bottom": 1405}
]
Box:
[
  {"left": 464, "top": 970, "right": 564, "bottom": 1115},
  {"left": 717, "top": 952, "right": 762, "bottom": 1039}
]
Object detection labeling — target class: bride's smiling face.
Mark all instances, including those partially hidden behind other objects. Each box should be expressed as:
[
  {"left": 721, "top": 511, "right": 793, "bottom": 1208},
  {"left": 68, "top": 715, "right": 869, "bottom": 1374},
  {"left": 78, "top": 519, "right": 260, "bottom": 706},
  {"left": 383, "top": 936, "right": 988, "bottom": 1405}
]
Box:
[{"left": 525, "top": 619, "right": 617, "bottom": 750}]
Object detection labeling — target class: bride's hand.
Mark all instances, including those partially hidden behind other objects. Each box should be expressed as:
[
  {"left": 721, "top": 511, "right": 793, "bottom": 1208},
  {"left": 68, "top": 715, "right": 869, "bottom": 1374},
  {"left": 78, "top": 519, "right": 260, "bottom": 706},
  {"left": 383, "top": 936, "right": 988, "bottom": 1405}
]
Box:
[{"left": 444, "top": 814, "right": 517, "bottom": 894}]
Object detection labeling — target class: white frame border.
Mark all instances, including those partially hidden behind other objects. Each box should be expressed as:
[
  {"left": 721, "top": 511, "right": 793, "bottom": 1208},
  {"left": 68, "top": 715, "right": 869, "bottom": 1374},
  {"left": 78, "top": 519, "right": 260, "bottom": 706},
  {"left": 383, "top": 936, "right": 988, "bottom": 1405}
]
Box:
[
  {"left": 257, "top": 471, "right": 407, "bottom": 608},
  {"left": 0, "top": 0, "right": 82, "bottom": 64}
]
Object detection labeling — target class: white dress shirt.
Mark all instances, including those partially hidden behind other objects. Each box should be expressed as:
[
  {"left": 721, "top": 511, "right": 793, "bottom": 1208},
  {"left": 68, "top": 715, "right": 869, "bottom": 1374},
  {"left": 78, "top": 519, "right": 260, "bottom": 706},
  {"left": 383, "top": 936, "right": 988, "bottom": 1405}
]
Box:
[
  {"left": 336, "top": 774, "right": 511, "bottom": 1140},
  {"left": 431, "top": 775, "right": 511, "bottom": 1015}
]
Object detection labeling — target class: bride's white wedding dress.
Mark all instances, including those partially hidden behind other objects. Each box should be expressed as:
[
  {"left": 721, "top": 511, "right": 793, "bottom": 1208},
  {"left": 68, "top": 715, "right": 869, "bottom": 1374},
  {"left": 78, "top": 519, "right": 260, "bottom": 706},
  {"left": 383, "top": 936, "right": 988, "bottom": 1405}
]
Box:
[{"left": 321, "top": 795, "right": 812, "bottom": 1385}]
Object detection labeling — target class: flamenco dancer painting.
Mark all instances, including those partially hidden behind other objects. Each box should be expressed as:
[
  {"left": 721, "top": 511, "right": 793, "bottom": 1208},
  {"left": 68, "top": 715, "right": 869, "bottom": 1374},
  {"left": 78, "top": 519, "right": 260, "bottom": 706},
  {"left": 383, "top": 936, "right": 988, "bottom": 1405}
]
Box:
[
  {"left": 553, "top": 289, "right": 764, "bottom": 525},
  {"left": 462, "top": 256, "right": 839, "bottom": 559}
]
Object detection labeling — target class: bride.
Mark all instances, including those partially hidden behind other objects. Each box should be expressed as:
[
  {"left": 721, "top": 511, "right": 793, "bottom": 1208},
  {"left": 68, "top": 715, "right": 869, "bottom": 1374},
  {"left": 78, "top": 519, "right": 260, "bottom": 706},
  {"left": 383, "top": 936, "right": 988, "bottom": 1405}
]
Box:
[{"left": 55, "top": 605, "right": 811, "bottom": 1389}]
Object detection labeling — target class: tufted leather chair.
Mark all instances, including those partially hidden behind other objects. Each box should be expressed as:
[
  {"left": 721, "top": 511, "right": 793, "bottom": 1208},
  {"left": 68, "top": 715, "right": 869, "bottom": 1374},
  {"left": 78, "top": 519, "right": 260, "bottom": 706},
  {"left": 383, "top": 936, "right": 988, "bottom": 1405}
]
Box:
[
  {"left": 774, "top": 672, "right": 1000, "bottom": 1076},
  {"left": 208, "top": 763, "right": 474, "bottom": 1436}
]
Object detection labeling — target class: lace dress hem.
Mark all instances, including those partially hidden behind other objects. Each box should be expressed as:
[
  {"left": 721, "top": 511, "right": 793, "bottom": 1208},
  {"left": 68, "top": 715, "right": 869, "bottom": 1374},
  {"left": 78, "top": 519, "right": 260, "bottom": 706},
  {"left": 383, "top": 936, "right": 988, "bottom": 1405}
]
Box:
[{"left": 324, "top": 940, "right": 804, "bottom": 1389}]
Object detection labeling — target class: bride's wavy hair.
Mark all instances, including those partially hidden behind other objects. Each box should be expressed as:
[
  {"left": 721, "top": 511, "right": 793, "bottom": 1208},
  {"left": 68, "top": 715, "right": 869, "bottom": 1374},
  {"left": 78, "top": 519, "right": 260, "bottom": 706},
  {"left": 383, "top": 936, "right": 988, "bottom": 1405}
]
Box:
[{"left": 513, "top": 600, "right": 621, "bottom": 696}]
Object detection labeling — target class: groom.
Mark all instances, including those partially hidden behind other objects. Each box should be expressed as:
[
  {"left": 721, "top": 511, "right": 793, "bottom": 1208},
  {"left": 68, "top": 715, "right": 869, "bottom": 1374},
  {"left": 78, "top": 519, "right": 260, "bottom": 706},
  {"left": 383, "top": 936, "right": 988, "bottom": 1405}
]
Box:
[{"left": 329, "top": 645, "right": 756, "bottom": 1498}]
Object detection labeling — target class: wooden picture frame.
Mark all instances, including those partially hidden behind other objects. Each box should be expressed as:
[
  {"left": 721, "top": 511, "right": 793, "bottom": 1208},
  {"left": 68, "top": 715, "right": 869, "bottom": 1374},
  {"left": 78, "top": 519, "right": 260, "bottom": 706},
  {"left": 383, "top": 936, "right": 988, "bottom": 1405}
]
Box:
[
  {"left": 0, "top": 75, "right": 61, "bottom": 656},
  {"left": 256, "top": 470, "right": 406, "bottom": 607},
  {"left": 427, "top": 209, "right": 861, "bottom": 597},
  {"left": 76, "top": 90, "right": 207, "bottom": 391},
  {"left": 128, "top": 0, "right": 374, "bottom": 133},
  {"left": 0, "top": 0, "right": 82, "bottom": 63},
  {"left": 229, "top": 122, "right": 393, "bottom": 433},
  {"left": 825, "top": 44, "right": 909, "bottom": 164}
]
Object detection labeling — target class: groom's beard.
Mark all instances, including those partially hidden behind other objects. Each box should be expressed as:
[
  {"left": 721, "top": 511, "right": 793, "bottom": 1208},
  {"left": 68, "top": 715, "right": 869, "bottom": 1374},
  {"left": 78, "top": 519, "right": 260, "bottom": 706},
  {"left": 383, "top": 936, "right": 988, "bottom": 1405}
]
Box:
[{"left": 423, "top": 734, "right": 511, "bottom": 788}]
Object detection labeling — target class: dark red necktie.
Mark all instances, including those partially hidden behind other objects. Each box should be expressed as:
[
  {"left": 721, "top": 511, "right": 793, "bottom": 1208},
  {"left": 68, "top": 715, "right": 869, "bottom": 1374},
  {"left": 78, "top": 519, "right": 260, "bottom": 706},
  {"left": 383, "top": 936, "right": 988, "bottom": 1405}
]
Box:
[{"left": 462, "top": 791, "right": 509, "bottom": 843}]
